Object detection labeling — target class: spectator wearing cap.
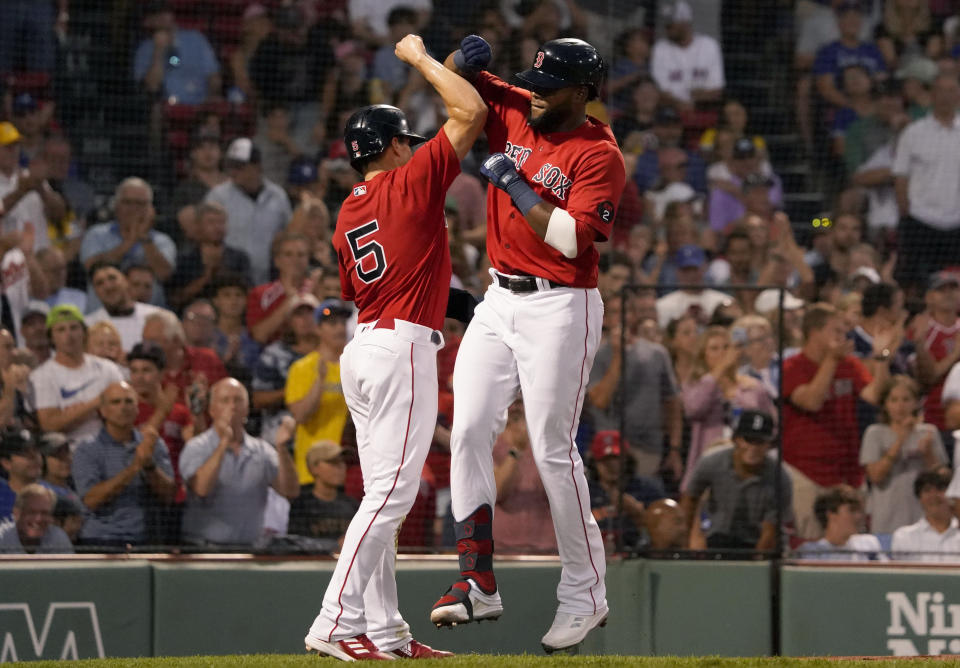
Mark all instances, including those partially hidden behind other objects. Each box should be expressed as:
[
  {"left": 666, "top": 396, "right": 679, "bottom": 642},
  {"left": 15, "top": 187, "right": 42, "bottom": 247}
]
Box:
[
  {"left": 53, "top": 496, "right": 84, "bottom": 543},
  {"left": 285, "top": 299, "right": 349, "bottom": 484},
  {"left": 650, "top": 1, "right": 725, "bottom": 110},
  {"left": 73, "top": 381, "right": 176, "bottom": 545},
  {"left": 30, "top": 304, "right": 125, "bottom": 443},
  {"left": 587, "top": 431, "right": 666, "bottom": 552},
  {"left": 0, "top": 327, "right": 32, "bottom": 430},
  {"left": 133, "top": 0, "right": 221, "bottom": 105},
  {"left": 169, "top": 128, "right": 227, "bottom": 249},
  {"left": 19, "top": 300, "right": 50, "bottom": 364},
  {"left": 813, "top": 1, "right": 886, "bottom": 112},
  {"left": 656, "top": 245, "right": 732, "bottom": 329},
  {"left": 0, "top": 429, "right": 45, "bottom": 520},
  {"left": 910, "top": 272, "right": 960, "bottom": 435},
  {"left": 39, "top": 433, "right": 82, "bottom": 508},
  {"left": 247, "top": 232, "right": 313, "bottom": 345},
  {"left": 893, "top": 467, "right": 960, "bottom": 561},
  {"left": 37, "top": 246, "right": 85, "bottom": 312},
  {"left": 285, "top": 156, "right": 323, "bottom": 207},
  {"left": 645, "top": 149, "right": 702, "bottom": 226},
  {"left": 796, "top": 485, "right": 886, "bottom": 560},
  {"left": 288, "top": 440, "right": 358, "bottom": 543},
  {"left": 680, "top": 325, "right": 775, "bottom": 491},
  {"left": 248, "top": 6, "right": 336, "bottom": 154},
  {"left": 167, "top": 202, "right": 251, "bottom": 313},
  {"left": 588, "top": 293, "right": 682, "bottom": 479},
  {"left": 205, "top": 138, "right": 293, "bottom": 285},
  {"left": 11, "top": 93, "right": 52, "bottom": 166},
  {"left": 633, "top": 106, "right": 708, "bottom": 195},
  {"left": 0, "top": 121, "right": 66, "bottom": 252},
  {"left": 491, "top": 399, "right": 556, "bottom": 554},
  {"left": 141, "top": 310, "right": 227, "bottom": 419},
  {"left": 862, "top": 376, "right": 946, "bottom": 545},
  {"left": 180, "top": 378, "right": 299, "bottom": 546},
  {"left": 85, "top": 262, "right": 164, "bottom": 352},
  {"left": 893, "top": 74, "right": 960, "bottom": 290},
  {"left": 252, "top": 294, "right": 318, "bottom": 444},
  {"left": 782, "top": 302, "right": 896, "bottom": 539},
  {"left": 0, "top": 484, "right": 73, "bottom": 554},
  {"left": 681, "top": 409, "right": 792, "bottom": 550},
  {"left": 209, "top": 273, "right": 261, "bottom": 377},
  {"left": 896, "top": 57, "right": 936, "bottom": 120},
  {"left": 708, "top": 137, "right": 784, "bottom": 234},
  {"left": 80, "top": 177, "right": 176, "bottom": 310}
]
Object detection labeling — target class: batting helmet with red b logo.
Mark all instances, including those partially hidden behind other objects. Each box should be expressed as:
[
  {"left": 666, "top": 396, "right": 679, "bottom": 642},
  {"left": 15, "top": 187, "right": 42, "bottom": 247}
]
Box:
[
  {"left": 514, "top": 38, "right": 606, "bottom": 100},
  {"left": 343, "top": 105, "right": 426, "bottom": 172}
]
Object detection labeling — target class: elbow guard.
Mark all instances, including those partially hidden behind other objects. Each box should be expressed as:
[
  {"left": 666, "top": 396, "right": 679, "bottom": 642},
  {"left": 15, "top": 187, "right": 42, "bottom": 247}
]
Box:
[{"left": 544, "top": 208, "right": 581, "bottom": 259}]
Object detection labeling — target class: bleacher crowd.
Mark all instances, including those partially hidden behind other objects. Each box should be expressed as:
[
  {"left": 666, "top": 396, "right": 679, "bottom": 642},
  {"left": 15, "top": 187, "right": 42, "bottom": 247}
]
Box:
[{"left": 4, "top": 0, "right": 960, "bottom": 562}]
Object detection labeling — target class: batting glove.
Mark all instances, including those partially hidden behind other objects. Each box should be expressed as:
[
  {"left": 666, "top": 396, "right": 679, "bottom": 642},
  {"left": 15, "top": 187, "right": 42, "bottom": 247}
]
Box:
[
  {"left": 454, "top": 34, "right": 492, "bottom": 73},
  {"left": 480, "top": 153, "right": 542, "bottom": 215}
]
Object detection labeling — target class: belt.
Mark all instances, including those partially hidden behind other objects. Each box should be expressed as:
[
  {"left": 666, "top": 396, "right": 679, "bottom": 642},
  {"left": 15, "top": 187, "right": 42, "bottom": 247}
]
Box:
[
  {"left": 494, "top": 272, "right": 564, "bottom": 293},
  {"left": 374, "top": 317, "right": 442, "bottom": 345}
]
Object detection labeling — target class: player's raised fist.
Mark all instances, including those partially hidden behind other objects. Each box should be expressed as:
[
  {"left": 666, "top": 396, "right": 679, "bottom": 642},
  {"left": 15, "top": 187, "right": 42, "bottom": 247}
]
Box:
[
  {"left": 395, "top": 34, "right": 427, "bottom": 65},
  {"left": 480, "top": 153, "right": 523, "bottom": 191},
  {"left": 454, "top": 35, "right": 492, "bottom": 73}
]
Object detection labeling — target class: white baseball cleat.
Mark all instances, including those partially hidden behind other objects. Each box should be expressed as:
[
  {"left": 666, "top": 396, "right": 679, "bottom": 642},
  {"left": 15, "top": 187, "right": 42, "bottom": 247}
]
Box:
[
  {"left": 305, "top": 633, "right": 395, "bottom": 661},
  {"left": 430, "top": 578, "right": 503, "bottom": 627},
  {"left": 540, "top": 609, "right": 609, "bottom": 654}
]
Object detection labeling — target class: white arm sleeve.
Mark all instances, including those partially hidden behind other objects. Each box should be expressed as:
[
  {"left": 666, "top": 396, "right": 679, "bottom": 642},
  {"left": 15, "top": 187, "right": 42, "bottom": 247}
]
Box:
[{"left": 544, "top": 207, "right": 578, "bottom": 259}]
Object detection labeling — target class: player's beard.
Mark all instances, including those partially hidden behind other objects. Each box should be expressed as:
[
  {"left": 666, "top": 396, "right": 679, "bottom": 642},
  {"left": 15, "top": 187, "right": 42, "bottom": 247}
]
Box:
[{"left": 527, "top": 106, "right": 566, "bottom": 133}]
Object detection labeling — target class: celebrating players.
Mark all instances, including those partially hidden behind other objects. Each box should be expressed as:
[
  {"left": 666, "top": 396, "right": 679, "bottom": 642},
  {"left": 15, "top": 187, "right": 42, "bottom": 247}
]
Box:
[
  {"left": 430, "top": 35, "right": 626, "bottom": 654},
  {"left": 302, "top": 34, "right": 487, "bottom": 661}
]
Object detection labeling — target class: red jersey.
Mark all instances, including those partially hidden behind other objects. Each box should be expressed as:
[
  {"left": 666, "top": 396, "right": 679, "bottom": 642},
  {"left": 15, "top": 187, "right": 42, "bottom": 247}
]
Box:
[
  {"left": 915, "top": 318, "right": 960, "bottom": 429},
  {"left": 474, "top": 71, "right": 626, "bottom": 288},
  {"left": 782, "top": 352, "right": 871, "bottom": 487},
  {"left": 333, "top": 127, "right": 459, "bottom": 330},
  {"left": 246, "top": 280, "right": 311, "bottom": 338},
  {"left": 163, "top": 346, "right": 227, "bottom": 403},
  {"left": 136, "top": 400, "right": 192, "bottom": 503}
]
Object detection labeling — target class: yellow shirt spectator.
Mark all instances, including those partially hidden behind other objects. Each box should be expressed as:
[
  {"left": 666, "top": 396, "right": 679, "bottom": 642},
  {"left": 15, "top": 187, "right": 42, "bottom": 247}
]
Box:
[{"left": 285, "top": 351, "right": 349, "bottom": 484}]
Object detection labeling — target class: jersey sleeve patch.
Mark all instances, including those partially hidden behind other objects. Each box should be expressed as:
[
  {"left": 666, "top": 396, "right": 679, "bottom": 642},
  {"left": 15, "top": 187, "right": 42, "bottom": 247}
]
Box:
[{"left": 596, "top": 200, "right": 615, "bottom": 224}]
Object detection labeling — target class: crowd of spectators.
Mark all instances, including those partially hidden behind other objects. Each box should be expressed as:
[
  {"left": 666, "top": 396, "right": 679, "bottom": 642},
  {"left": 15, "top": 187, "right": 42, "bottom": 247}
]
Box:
[{"left": 3, "top": 0, "right": 960, "bottom": 562}]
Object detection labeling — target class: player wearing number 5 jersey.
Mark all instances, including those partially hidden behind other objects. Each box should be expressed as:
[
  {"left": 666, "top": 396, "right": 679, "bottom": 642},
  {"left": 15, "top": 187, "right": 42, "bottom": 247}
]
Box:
[
  {"left": 430, "top": 36, "right": 626, "bottom": 653},
  {"left": 303, "top": 34, "right": 487, "bottom": 662}
]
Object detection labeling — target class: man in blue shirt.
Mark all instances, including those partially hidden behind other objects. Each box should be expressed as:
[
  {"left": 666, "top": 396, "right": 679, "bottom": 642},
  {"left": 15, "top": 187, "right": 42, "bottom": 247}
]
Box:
[
  {"left": 813, "top": 0, "right": 886, "bottom": 111},
  {"left": 133, "top": 1, "right": 221, "bottom": 105},
  {"left": 72, "top": 382, "right": 176, "bottom": 546}
]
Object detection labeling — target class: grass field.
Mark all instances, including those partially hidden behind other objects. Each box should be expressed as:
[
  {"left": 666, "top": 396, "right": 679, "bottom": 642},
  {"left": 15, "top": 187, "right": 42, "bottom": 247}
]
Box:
[{"left": 22, "top": 655, "right": 959, "bottom": 667}]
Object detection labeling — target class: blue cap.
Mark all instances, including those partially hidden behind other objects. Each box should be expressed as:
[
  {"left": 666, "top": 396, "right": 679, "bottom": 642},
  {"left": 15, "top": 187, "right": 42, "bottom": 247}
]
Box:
[
  {"left": 315, "top": 299, "right": 352, "bottom": 323},
  {"left": 12, "top": 93, "right": 37, "bottom": 115},
  {"left": 675, "top": 244, "right": 706, "bottom": 268},
  {"left": 288, "top": 157, "right": 319, "bottom": 185}
]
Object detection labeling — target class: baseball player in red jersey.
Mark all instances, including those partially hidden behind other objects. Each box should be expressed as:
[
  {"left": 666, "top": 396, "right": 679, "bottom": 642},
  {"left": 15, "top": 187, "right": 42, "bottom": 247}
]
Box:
[
  {"left": 429, "top": 36, "right": 626, "bottom": 653},
  {"left": 303, "top": 34, "right": 487, "bottom": 661}
]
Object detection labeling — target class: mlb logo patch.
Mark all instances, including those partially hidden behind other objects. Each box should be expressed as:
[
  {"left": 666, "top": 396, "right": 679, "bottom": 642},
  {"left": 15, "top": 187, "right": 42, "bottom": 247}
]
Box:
[
  {"left": 353, "top": 185, "right": 367, "bottom": 196},
  {"left": 534, "top": 51, "right": 544, "bottom": 68},
  {"left": 351, "top": 140, "right": 359, "bottom": 151}
]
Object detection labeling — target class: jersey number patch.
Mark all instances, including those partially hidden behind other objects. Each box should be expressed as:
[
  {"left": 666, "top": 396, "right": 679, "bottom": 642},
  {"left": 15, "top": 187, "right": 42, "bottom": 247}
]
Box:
[{"left": 345, "top": 219, "right": 387, "bottom": 283}]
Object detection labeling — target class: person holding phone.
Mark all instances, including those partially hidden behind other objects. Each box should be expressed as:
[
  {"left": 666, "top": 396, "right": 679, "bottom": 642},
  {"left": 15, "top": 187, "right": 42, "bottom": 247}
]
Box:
[{"left": 860, "top": 375, "right": 946, "bottom": 549}]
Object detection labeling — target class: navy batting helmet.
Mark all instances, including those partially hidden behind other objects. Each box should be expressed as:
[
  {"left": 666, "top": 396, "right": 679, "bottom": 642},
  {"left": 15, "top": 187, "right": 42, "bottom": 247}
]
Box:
[
  {"left": 343, "top": 105, "right": 426, "bottom": 171},
  {"left": 515, "top": 38, "right": 606, "bottom": 100}
]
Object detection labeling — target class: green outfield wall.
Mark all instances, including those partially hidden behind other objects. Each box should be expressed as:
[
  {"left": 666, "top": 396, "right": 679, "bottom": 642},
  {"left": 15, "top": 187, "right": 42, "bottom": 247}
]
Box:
[{"left": 2, "top": 559, "right": 958, "bottom": 661}]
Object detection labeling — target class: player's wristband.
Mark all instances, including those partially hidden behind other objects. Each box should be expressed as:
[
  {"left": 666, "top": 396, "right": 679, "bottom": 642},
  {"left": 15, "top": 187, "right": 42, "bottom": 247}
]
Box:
[{"left": 505, "top": 179, "right": 542, "bottom": 216}]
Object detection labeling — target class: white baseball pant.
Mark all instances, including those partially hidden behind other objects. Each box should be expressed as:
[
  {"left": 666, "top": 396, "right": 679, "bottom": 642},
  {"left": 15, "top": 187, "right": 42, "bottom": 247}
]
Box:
[
  {"left": 307, "top": 319, "right": 442, "bottom": 651},
  {"left": 449, "top": 278, "right": 607, "bottom": 616}
]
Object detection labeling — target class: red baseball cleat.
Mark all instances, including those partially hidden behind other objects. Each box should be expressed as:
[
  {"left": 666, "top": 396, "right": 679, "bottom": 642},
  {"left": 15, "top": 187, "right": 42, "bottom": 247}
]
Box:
[
  {"left": 384, "top": 638, "right": 454, "bottom": 659},
  {"left": 305, "top": 633, "right": 395, "bottom": 661}
]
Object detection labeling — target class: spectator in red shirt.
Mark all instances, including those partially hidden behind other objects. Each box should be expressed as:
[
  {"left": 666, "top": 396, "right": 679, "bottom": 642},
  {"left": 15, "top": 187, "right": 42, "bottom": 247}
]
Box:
[
  {"left": 783, "top": 302, "right": 896, "bottom": 539},
  {"left": 911, "top": 272, "right": 960, "bottom": 434},
  {"left": 141, "top": 310, "right": 226, "bottom": 430},
  {"left": 247, "top": 232, "right": 313, "bottom": 345}
]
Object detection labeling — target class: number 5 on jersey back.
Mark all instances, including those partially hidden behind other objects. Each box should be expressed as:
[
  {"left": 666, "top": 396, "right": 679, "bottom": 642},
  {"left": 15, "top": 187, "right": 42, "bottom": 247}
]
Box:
[{"left": 345, "top": 219, "right": 387, "bottom": 283}]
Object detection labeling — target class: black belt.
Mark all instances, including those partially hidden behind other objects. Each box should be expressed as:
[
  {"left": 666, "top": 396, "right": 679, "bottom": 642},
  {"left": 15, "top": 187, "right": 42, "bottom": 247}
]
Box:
[{"left": 494, "top": 272, "right": 563, "bottom": 293}]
